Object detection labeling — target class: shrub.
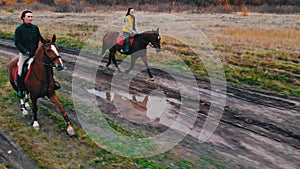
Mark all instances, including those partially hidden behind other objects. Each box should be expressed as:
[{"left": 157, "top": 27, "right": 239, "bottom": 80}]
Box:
[
  {"left": 241, "top": 6, "right": 249, "bottom": 16},
  {"left": 6, "top": 7, "right": 14, "bottom": 12},
  {"left": 55, "top": 3, "right": 71, "bottom": 12}
]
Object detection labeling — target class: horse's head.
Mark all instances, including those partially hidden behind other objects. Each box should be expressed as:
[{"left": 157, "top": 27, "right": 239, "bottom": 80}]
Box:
[
  {"left": 41, "top": 34, "right": 64, "bottom": 71},
  {"left": 149, "top": 28, "right": 161, "bottom": 52}
]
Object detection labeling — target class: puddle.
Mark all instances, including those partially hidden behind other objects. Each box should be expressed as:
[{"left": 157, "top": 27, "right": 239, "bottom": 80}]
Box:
[{"left": 87, "top": 89, "right": 180, "bottom": 125}]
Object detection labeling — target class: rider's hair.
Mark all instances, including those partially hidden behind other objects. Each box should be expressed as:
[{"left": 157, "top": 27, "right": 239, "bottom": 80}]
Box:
[
  {"left": 126, "top": 7, "right": 133, "bottom": 16},
  {"left": 20, "top": 9, "right": 32, "bottom": 20}
]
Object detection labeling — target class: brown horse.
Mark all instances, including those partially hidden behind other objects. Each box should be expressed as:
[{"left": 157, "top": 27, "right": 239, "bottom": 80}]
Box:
[
  {"left": 101, "top": 28, "right": 161, "bottom": 80},
  {"left": 7, "top": 34, "right": 75, "bottom": 135}
]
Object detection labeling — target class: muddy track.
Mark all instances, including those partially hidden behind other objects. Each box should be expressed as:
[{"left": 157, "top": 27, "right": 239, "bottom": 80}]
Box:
[{"left": 0, "top": 38, "right": 299, "bottom": 169}]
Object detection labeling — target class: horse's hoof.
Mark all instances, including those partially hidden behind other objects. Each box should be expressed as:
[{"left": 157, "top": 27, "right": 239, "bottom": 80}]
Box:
[
  {"left": 150, "top": 77, "right": 155, "bottom": 81},
  {"left": 32, "top": 121, "right": 40, "bottom": 130},
  {"left": 67, "top": 126, "right": 75, "bottom": 136},
  {"left": 22, "top": 109, "right": 28, "bottom": 116}
]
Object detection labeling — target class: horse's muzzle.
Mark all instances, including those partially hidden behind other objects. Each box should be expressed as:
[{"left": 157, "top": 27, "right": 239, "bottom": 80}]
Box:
[{"left": 156, "top": 47, "right": 161, "bottom": 52}]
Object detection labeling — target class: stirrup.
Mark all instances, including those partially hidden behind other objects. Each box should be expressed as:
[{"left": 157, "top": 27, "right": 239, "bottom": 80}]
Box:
[
  {"left": 120, "top": 49, "right": 129, "bottom": 54},
  {"left": 17, "top": 89, "right": 23, "bottom": 98},
  {"left": 54, "top": 81, "right": 61, "bottom": 90}
]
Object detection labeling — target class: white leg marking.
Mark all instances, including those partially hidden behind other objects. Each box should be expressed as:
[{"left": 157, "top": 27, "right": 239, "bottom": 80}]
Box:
[
  {"left": 24, "top": 94, "right": 30, "bottom": 110},
  {"left": 32, "top": 121, "right": 40, "bottom": 130},
  {"left": 67, "top": 126, "right": 75, "bottom": 136},
  {"left": 20, "top": 99, "right": 28, "bottom": 116}
]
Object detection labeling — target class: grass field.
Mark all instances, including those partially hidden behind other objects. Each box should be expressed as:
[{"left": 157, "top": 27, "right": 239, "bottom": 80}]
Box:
[{"left": 0, "top": 10, "right": 298, "bottom": 97}]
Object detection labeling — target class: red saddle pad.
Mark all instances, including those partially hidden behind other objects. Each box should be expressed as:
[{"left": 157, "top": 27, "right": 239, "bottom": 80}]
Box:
[{"left": 116, "top": 35, "right": 134, "bottom": 46}]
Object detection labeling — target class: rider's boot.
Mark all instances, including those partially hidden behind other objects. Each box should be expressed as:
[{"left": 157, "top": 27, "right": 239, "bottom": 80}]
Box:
[
  {"left": 17, "top": 75, "right": 24, "bottom": 98},
  {"left": 123, "top": 38, "right": 130, "bottom": 53},
  {"left": 54, "top": 81, "right": 61, "bottom": 90}
]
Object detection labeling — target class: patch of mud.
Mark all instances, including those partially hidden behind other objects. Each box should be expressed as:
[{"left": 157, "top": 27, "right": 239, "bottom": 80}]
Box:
[{"left": 0, "top": 129, "right": 37, "bottom": 169}]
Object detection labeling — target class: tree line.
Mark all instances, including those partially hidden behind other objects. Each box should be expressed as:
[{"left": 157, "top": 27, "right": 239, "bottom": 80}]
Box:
[
  {"left": 4, "top": 0, "right": 300, "bottom": 6},
  {"left": 74, "top": 0, "right": 300, "bottom": 6}
]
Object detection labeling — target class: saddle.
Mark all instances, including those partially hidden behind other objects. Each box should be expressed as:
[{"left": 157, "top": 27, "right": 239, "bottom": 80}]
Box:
[
  {"left": 14, "top": 58, "right": 34, "bottom": 84},
  {"left": 116, "top": 35, "right": 134, "bottom": 46}
]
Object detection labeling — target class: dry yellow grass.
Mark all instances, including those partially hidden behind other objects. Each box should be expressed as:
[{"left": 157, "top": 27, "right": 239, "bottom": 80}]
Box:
[
  {"left": 0, "top": 11, "right": 299, "bottom": 96},
  {"left": 219, "top": 28, "right": 300, "bottom": 51},
  {"left": 241, "top": 6, "right": 249, "bottom": 16}
]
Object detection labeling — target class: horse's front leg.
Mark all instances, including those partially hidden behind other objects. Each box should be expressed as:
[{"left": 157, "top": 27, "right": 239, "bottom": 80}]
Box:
[
  {"left": 30, "top": 96, "right": 40, "bottom": 130},
  {"left": 109, "top": 49, "right": 121, "bottom": 72},
  {"left": 49, "top": 93, "right": 75, "bottom": 136},
  {"left": 125, "top": 54, "right": 138, "bottom": 74},
  {"left": 141, "top": 55, "right": 154, "bottom": 81},
  {"left": 19, "top": 97, "right": 28, "bottom": 116},
  {"left": 24, "top": 92, "right": 30, "bottom": 110}
]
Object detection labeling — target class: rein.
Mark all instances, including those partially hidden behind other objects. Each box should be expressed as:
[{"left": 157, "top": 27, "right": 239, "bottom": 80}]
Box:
[
  {"left": 31, "top": 43, "right": 60, "bottom": 85},
  {"left": 139, "top": 32, "right": 159, "bottom": 48}
]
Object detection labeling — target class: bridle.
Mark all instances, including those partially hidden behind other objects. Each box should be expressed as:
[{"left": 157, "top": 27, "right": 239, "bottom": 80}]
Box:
[
  {"left": 152, "top": 35, "right": 161, "bottom": 48},
  {"left": 138, "top": 32, "right": 161, "bottom": 49},
  {"left": 32, "top": 42, "right": 62, "bottom": 85},
  {"left": 42, "top": 43, "right": 62, "bottom": 66},
  {"left": 148, "top": 32, "right": 161, "bottom": 48}
]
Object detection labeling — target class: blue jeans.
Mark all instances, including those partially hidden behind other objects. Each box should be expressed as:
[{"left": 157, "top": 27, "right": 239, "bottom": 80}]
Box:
[{"left": 123, "top": 32, "right": 131, "bottom": 52}]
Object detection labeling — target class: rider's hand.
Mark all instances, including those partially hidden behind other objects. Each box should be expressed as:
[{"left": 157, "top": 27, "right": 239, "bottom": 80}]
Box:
[
  {"left": 25, "top": 51, "right": 30, "bottom": 56},
  {"left": 26, "top": 51, "right": 34, "bottom": 57}
]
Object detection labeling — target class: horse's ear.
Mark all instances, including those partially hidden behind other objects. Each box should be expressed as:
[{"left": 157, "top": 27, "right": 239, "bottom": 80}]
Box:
[
  {"left": 157, "top": 28, "right": 159, "bottom": 33},
  {"left": 52, "top": 34, "right": 56, "bottom": 43}
]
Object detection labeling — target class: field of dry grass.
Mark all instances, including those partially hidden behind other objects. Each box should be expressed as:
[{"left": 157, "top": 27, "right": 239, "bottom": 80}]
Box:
[{"left": 0, "top": 9, "right": 299, "bottom": 97}]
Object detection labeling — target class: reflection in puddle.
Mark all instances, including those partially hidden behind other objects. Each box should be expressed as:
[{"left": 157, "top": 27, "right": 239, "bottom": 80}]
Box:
[{"left": 87, "top": 89, "right": 176, "bottom": 125}]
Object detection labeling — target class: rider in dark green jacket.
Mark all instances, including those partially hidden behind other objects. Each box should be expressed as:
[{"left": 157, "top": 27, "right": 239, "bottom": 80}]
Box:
[{"left": 14, "top": 9, "right": 60, "bottom": 98}]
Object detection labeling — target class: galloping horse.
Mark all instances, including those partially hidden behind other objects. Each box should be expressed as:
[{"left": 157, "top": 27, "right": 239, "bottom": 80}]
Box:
[
  {"left": 7, "top": 35, "right": 75, "bottom": 135},
  {"left": 101, "top": 28, "right": 161, "bottom": 80}
]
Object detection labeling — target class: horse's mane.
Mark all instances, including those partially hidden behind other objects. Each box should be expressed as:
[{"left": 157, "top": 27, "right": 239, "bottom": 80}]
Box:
[
  {"left": 43, "top": 38, "right": 52, "bottom": 42},
  {"left": 38, "top": 37, "right": 52, "bottom": 48},
  {"left": 135, "top": 30, "right": 158, "bottom": 38},
  {"left": 141, "top": 30, "right": 157, "bottom": 34}
]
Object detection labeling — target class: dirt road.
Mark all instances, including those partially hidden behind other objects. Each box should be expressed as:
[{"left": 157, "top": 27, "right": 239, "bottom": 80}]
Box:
[{"left": 0, "top": 37, "right": 299, "bottom": 169}]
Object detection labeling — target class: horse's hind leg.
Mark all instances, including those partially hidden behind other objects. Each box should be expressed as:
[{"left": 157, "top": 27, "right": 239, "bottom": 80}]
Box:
[
  {"left": 108, "top": 49, "right": 121, "bottom": 72},
  {"left": 112, "top": 54, "right": 121, "bottom": 72},
  {"left": 49, "top": 93, "right": 75, "bottom": 135},
  {"left": 106, "top": 52, "right": 112, "bottom": 68}
]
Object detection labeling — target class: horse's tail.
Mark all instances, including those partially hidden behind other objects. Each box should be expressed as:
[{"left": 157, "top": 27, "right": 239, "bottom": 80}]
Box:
[
  {"left": 7, "top": 56, "right": 19, "bottom": 91},
  {"left": 101, "top": 33, "right": 108, "bottom": 56}
]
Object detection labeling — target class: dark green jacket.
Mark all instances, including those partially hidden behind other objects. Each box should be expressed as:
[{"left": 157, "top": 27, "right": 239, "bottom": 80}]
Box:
[{"left": 14, "top": 23, "right": 42, "bottom": 55}]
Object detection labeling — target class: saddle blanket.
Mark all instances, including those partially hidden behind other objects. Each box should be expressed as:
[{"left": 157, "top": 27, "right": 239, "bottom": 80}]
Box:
[
  {"left": 116, "top": 35, "right": 134, "bottom": 46},
  {"left": 14, "top": 58, "right": 34, "bottom": 83}
]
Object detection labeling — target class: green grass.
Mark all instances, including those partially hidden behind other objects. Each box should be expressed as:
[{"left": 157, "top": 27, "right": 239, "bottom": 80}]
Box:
[
  {"left": 57, "top": 37, "right": 86, "bottom": 50},
  {"left": 0, "top": 31, "right": 13, "bottom": 39},
  {"left": 199, "top": 157, "right": 227, "bottom": 169}
]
